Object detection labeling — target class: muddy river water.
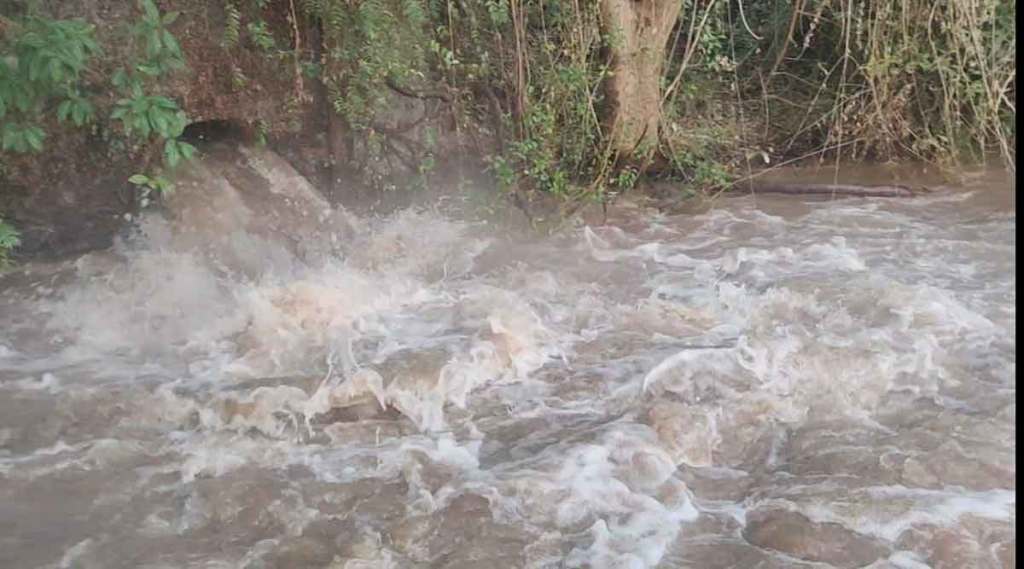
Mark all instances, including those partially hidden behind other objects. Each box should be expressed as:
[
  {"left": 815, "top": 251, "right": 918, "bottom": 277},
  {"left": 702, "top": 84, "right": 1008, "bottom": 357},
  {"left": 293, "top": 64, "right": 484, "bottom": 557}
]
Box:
[{"left": 0, "top": 151, "right": 1014, "bottom": 568}]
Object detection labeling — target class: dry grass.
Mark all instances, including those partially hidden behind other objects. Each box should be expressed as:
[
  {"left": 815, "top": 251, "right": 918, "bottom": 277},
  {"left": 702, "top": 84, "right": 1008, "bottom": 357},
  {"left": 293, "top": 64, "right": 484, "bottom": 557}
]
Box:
[{"left": 752, "top": 0, "right": 1015, "bottom": 173}]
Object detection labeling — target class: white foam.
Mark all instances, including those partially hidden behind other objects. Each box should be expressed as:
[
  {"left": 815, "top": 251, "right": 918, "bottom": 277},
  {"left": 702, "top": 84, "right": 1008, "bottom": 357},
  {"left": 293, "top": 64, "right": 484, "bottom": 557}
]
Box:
[
  {"left": 800, "top": 486, "right": 1015, "bottom": 542},
  {"left": 0, "top": 157, "right": 1013, "bottom": 568}
]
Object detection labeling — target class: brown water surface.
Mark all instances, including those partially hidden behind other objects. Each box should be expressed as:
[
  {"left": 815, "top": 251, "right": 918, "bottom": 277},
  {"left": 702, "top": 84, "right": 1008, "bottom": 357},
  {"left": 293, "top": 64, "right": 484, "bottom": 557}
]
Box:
[{"left": 0, "top": 153, "right": 1014, "bottom": 568}]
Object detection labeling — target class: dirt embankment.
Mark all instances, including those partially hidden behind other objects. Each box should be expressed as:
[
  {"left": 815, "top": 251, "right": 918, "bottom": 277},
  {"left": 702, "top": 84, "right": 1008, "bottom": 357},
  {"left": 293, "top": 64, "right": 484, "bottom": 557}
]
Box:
[{"left": 1, "top": 0, "right": 311, "bottom": 259}]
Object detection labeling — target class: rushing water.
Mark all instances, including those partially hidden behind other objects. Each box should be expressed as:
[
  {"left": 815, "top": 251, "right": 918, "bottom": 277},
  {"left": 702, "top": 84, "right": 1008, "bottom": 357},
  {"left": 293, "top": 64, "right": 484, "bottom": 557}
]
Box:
[{"left": 0, "top": 150, "right": 1014, "bottom": 569}]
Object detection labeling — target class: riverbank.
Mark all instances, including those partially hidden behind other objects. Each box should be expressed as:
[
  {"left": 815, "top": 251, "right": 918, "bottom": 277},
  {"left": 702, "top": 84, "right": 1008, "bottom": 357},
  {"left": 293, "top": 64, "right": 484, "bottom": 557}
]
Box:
[{"left": 0, "top": 0, "right": 1015, "bottom": 264}]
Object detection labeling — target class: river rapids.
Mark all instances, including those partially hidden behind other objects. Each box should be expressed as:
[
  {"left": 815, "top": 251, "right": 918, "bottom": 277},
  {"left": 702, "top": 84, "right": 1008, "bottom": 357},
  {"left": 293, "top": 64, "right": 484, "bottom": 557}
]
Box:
[{"left": 0, "top": 146, "right": 1015, "bottom": 568}]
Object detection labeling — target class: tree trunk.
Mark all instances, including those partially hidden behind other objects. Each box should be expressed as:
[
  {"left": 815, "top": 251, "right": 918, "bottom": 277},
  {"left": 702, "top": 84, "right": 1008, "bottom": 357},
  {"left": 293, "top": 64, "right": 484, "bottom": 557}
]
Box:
[{"left": 599, "top": 0, "right": 682, "bottom": 160}]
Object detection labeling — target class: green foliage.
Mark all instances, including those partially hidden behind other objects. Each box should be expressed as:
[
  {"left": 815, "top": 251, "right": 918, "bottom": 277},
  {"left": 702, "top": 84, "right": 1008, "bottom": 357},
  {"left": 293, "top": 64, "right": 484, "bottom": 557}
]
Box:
[
  {"left": 223, "top": 2, "right": 243, "bottom": 48},
  {"left": 302, "top": 0, "right": 669, "bottom": 201},
  {"left": 224, "top": 2, "right": 281, "bottom": 55},
  {"left": 0, "top": 0, "right": 195, "bottom": 188},
  {"left": 254, "top": 118, "right": 269, "bottom": 146},
  {"left": 246, "top": 21, "right": 277, "bottom": 52},
  {"left": 1, "top": 122, "right": 45, "bottom": 153},
  {"left": 0, "top": 217, "right": 19, "bottom": 268},
  {"left": 475, "top": 1, "right": 613, "bottom": 199},
  {"left": 515, "top": 59, "right": 609, "bottom": 197},
  {"left": 0, "top": 16, "right": 100, "bottom": 153},
  {"left": 112, "top": 0, "right": 195, "bottom": 177},
  {"left": 505, "top": 107, "right": 573, "bottom": 197},
  {"left": 612, "top": 166, "right": 639, "bottom": 193},
  {"left": 111, "top": 92, "right": 185, "bottom": 139},
  {"left": 56, "top": 95, "right": 95, "bottom": 127},
  {"left": 1, "top": 0, "right": 1015, "bottom": 232},
  {"left": 131, "top": 0, "right": 184, "bottom": 75},
  {"left": 163, "top": 137, "right": 196, "bottom": 168},
  {"left": 302, "top": 0, "right": 432, "bottom": 130},
  {"left": 229, "top": 65, "right": 249, "bottom": 89},
  {"left": 487, "top": 153, "right": 516, "bottom": 191},
  {"left": 727, "top": 0, "right": 1016, "bottom": 168},
  {"left": 128, "top": 172, "right": 173, "bottom": 193},
  {"left": 128, "top": 172, "right": 174, "bottom": 206},
  {"left": 669, "top": 146, "right": 730, "bottom": 191}
]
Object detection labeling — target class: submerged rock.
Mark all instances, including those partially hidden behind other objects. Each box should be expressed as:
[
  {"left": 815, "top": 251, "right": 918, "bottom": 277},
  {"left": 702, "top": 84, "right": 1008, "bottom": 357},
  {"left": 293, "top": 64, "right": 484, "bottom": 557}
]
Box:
[
  {"left": 742, "top": 508, "right": 889, "bottom": 568},
  {"left": 644, "top": 400, "right": 719, "bottom": 467}
]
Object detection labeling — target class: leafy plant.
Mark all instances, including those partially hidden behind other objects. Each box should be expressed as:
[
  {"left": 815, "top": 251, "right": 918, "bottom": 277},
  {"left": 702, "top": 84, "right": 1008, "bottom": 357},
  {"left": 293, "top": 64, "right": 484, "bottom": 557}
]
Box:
[
  {"left": 612, "top": 166, "right": 639, "bottom": 193},
  {"left": 110, "top": 82, "right": 196, "bottom": 169},
  {"left": 111, "top": 92, "right": 184, "bottom": 139},
  {"left": 474, "top": 1, "right": 613, "bottom": 200},
  {"left": 223, "top": 2, "right": 243, "bottom": 48},
  {"left": 0, "top": 16, "right": 101, "bottom": 154},
  {"left": 247, "top": 21, "right": 277, "bottom": 52},
  {"left": 131, "top": 0, "right": 185, "bottom": 76},
  {"left": 733, "top": 0, "right": 1016, "bottom": 169},
  {"left": 1, "top": 123, "right": 45, "bottom": 153},
  {"left": 128, "top": 172, "right": 174, "bottom": 205},
  {"left": 112, "top": 0, "right": 196, "bottom": 176},
  {"left": 128, "top": 172, "right": 173, "bottom": 192},
  {"left": 254, "top": 118, "right": 269, "bottom": 146},
  {"left": 302, "top": 0, "right": 432, "bottom": 130},
  {"left": 56, "top": 95, "right": 96, "bottom": 127},
  {"left": 162, "top": 137, "right": 196, "bottom": 168},
  {"left": 0, "top": 217, "right": 20, "bottom": 268}
]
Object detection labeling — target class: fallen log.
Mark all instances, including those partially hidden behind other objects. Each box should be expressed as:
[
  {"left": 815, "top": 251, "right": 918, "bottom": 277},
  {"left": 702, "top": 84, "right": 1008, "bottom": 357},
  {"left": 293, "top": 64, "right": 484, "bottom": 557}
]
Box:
[{"left": 731, "top": 181, "right": 920, "bottom": 198}]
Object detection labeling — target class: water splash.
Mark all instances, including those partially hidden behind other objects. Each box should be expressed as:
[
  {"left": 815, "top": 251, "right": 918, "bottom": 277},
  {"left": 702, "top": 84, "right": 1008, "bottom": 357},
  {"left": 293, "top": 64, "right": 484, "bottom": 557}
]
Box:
[{"left": 0, "top": 151, "right": 1014, "bottom": 569}]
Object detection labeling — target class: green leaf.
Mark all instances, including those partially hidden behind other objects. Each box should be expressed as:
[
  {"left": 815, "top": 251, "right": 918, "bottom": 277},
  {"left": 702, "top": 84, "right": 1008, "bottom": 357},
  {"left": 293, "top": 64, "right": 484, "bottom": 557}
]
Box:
[
  {"left": 82, "top": 33, "right": 100, "bottom": 54},
  {"left": 154, "top": 176, "right": 174, "bottom": 196},
  {"left": 147, "top": 31, "right": 161, "bottom": 57},
  {"left": 71, "top": 104, "right": 87, "bottom": 126},
  {"left": 48, "top": 59, "right": 64, "bottom": 83},
  {"left": 137, "top": 64, "right": 161, "bottom": 76},
  {"left": 112, "top": 69, "right": 128, "bottom": 89},
  {"left": 153, "top": 96, "right": 178, "bottom": 110},
  {"left": 0, "top": 218, "right": 20, "bottom": 250},
  {"left": 164, "top": 137, "right": 180, "bottom": 167},
  {"left": 24, "top": 126, "right": 44, "bottom": 152},
  {"left": 162, "top": 11, "right": 180, "bottom": 25},
  {"left": 178, "top": 141, "right": 196, "bottom": 161},
  {"left": 12, "top": 88, "right": 33, "bottom": 113},
  {"left": 167, "top": 111, "right": 187, "bottom": 137},
  {"left": 131, "top": 96, "right": 148, "bottom": 113},
  {"left": 1, "top": 127, "right": 20, "bottom": 151},
  {"left": 28, "top": 56, "right": 46, "bottom": 82},
  {"left": 149, "top": 107, "right": 169, "bottom": 136},
  {"left": 136, "top": 115, "right": 151, "bottom": 138},
  {"left": 128, "top": 174, "right": 150, "bottom": 185},
  {"left": 162, "top": 30, "right": 181, "bottom": 56},
  {"left": 140, "top": 0, "right": 160, "bottom": 21},
  {"left": 58, "top": 99, "right": 73, "bottom": 122}
]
